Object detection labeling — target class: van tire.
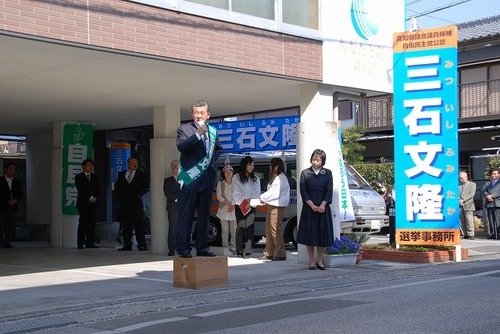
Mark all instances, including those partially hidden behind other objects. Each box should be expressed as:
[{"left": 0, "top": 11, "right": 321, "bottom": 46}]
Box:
[{"left": 208, "top": 218, "right": 222, "bottom": 246}]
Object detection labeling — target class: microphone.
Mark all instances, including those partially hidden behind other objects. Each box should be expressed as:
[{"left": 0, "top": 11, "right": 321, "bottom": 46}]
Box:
[{"left": 197, "top": 120, "right": 208, "bottom": 141}]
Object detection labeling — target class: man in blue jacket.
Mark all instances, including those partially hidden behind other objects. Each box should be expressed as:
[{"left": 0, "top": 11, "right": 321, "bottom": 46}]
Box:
[{"left": 176, "top": 100, "right": 223, "bottom": 258}]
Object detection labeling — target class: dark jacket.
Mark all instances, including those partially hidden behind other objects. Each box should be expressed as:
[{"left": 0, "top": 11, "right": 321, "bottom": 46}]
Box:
[
  {"left": 0, "top": 175, "right": 22, "bottom": 212},
  {"left": 483, "top": 179, "right": 500, "bottom": 208},
  {"left": 176, "top": 122, "right": 222, "bottom": 192},
  {"left": 163, "top": 176, "right": 179, "bottom": 211},
  {"left": 115, "top": 170, "right": 149, "bottom": 207},
  {"left": 75, "top": 172, "right": 99, "bottom": 210}
]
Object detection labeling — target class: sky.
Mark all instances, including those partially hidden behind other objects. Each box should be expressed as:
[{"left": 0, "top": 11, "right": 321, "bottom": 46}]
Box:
[{"left": 405, "top": 0, "right": 500, "bottom": 30}]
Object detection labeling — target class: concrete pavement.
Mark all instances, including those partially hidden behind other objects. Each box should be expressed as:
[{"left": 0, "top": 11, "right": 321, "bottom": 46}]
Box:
[{"left": 0, "top": 236, "right": 499, "bottom": 333}]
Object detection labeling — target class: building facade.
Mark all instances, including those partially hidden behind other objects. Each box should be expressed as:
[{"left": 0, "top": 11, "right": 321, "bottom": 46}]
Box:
[{"left": 0, "top": 0, "right": 405, "bottom": 250}]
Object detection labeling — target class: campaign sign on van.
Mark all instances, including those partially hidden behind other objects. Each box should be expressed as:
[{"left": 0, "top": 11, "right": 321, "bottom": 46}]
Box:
[
  {"left": 211, "top": 116, "right": 299, "bottom": 153},
  {"left": 393, "top": 26, "right": 459, "bottom": 246}
]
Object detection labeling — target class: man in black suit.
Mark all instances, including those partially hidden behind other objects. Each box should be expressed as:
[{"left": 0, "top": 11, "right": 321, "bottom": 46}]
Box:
[
  {"left": 75, "top": 159, "right": 99, "bottom": 249},
  {"left": 484, "top": 168, "right": 500, "bottom": 239},
  {"left": 163, "top": 159, "right": 180, "bottom": 256},
  {"left": 0, "top": 162, "right": 22, "bottom": 248},
  {"left": 176, "top": 100, "right": 223, "bottom": 258},
  {"left": 115, "top": 157, "right": 150, "bottom": 251}
]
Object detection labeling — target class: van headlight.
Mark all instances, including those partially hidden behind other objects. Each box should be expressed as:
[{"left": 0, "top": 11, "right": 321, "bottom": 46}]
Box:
[
  {"left": 352, "top": 206, "right": 362, "bottom": 214},
  {"left": 380, "top": 206, "right": 386, "bottom": 214}
]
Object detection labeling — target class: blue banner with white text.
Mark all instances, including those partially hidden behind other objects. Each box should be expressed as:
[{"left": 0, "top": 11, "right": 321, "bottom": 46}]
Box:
[{"left": 393, "top": 26, "right": 459, "bottom": 245}]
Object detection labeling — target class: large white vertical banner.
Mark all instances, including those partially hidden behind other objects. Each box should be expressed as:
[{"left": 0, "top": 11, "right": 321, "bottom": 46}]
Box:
[{"left": 393, "top": 26, "right": 459, "bottom": 246}]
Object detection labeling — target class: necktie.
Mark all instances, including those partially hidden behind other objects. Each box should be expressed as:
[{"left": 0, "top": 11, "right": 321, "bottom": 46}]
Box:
[
  {"left": 203, "top": 133, "right": 209, "bottom": 151},
  {"left": 127, "top": 171, "right": 133, "bottom": 184},
  {"left": 87, "top": 174, "right": 91, "bottom": 181}
]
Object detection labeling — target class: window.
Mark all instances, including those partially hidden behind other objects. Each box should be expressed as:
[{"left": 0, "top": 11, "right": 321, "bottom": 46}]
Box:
[
  {"left": 460, "top": 67, "right": 488, "bottom": 117},
  {"left": 282, "top": 0, "right": 318, "bottom": 29},
  {"left": 232, "top": 0, "right": 274, "bottom": 20},
  {"left": 184, "top": 0, "right": 228, "bottom": 10}
]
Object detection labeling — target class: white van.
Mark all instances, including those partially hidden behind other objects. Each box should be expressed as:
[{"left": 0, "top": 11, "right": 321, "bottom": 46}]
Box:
[{"left": 199, "top": 155, "right": 388, "bottom": 247}]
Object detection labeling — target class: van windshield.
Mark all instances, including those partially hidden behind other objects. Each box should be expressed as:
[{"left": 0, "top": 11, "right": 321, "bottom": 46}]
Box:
[{"left": 345, "top": 163, "right": 372, "bottom": 189}]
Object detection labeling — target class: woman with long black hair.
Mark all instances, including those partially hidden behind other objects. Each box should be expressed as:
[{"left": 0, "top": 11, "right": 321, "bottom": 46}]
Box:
[{"left": 232, "top": 156, "right": 261, "bottom": 258}]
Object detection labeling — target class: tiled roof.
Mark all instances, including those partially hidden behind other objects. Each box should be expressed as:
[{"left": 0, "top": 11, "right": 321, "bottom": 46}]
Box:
[{"left": 458, "top": 15, "right": 500, "bottom": 42}]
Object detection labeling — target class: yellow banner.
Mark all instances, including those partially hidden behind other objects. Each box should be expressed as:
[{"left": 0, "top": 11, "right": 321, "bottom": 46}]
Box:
[
  {"left": 393, "top": 25, "right": 457, "bottom": 53},
  {"left": 397, "top": 229, "right": 460, "bottom": 246}
]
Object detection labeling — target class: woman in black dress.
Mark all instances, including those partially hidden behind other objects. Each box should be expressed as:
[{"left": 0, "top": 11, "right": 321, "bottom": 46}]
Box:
[{"left": 296, "top": 149, "right": 334, "bottom": 270}]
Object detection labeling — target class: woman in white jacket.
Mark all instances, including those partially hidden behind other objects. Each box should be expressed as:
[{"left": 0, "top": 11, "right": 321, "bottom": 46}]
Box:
[
  {"left": 232, "top": 156, "right": 261, "bottom": 258},
  {"left": 259, "top": 158, "right": 290, "bottom": 261}
]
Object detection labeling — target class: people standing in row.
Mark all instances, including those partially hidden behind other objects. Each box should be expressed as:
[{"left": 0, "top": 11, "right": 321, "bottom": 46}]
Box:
[
  {"left": 233, "top": 156, "right": 261, "bottom": 258},
  {"left": 0, "top": 163, "right": 22, "bottom": 248},
  {"left": 459, "top": 171, "right": 476, "bottom": 240},
  {"left": 163, "top": 159, "right": 180, "bottom": 256},
  {"left": 296, "top": 149, "right": 334, "bottom": 271},
  {"left": 216, "top": 164, "right": 237, "bottom": 255},
  {"left": 75, "top": 159, "right": 99, "bottom": 249},
  {"left": 259, "top": 158, "right": 290, "bottom": 261},
  {"left": 483, "top": 168, "right": 500, "bottom": 239},
  {"left": 175, "top": 100, "right": 223, "bottom": 258},
  {"left": 115, "top": 157, "right": 150, "bottom": 251}
]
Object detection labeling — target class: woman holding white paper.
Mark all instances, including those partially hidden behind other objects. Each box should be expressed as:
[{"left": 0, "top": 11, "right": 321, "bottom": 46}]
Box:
[{"left": 232, "top": 156, "right": 261, "bottom": 258}]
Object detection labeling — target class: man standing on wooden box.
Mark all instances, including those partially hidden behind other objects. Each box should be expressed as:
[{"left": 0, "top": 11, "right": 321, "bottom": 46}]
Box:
[{"left": 175, "top": 100, "right": 223, "bottom": 258}]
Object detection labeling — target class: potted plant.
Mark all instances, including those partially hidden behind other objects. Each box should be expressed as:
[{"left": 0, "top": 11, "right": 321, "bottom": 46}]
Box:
[{"left": 324, "top": 235, "right": 362, "bottom": 267}]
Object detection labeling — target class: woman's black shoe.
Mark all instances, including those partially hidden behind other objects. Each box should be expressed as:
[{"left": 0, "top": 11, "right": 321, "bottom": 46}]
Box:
[{"left": 316, "top": 263, "right": 326, "bottom": 270}]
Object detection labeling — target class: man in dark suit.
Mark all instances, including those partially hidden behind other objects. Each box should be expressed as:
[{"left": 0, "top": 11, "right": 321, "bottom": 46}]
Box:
[
  {"left": 75, "top": 159, "right": 100, "bottom": 249},
  {"left": 484, "top": 168, "right": 500, "bottom": 239},
  {"left": 176, "top": 100, "right": 223, "bottom": 258},
  {"left": 115, "top": 157, "right": 150, "bottom": 251},
  {"left": 0, "top": 162, "right": 22, "bottom": 248},
  {"left": 163, "top": 159, "right": 180, "bottom": 256}
]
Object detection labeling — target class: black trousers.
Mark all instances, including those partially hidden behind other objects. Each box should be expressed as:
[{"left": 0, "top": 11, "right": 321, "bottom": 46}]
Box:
[
  {"left": 487, "top": 207, "right": 500, "bottom": 238},
  {"left": 167, "top": 208, "right": 177, "bottom": 253},
  {"left": 176, "top": 187, "right": 211, "bottom": 254},
  {"left": 120, "top": 200, "right": 146, "bottom": 248},
  {"left": 0, "top": 208, "right": 17, "bottom": 244},
  {"left": 235, "top": 206, "right": 255, "bottom": 255},
  {"left": 77, "top": 205, "right": 97, "bottom": 247}
]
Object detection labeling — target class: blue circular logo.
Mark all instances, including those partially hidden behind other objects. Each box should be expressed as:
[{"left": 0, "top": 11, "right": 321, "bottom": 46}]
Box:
[{"left": 351, "top": 0, "right": 380, "bottom": 40}]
